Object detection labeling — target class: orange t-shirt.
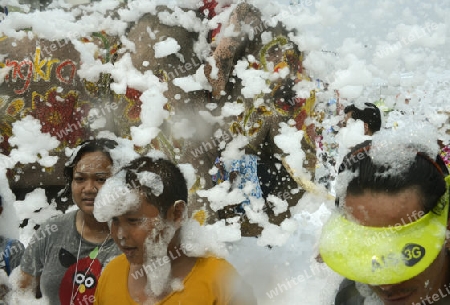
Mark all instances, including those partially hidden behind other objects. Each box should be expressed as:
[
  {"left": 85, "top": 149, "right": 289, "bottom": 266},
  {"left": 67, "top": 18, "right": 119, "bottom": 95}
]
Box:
[{"left": 94, "top": 254, "right": 256, "bottom": 305}]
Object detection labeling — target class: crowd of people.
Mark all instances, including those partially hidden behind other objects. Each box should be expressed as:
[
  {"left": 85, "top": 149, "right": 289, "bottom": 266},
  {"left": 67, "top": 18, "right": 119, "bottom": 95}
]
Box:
[
  {"left": 1, "top": 97, "right": 449, "bottom": 305},
  {"left": 1, "top": 140, "right": 257, "bottom": 304},
  {"left": 1, "top": 1, "right": 450, "bottom": 305}
]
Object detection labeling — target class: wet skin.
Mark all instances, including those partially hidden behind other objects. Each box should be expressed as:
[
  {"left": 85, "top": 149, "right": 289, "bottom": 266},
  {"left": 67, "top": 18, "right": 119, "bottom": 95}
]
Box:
[
  {"left": 71, "top": 151, "right": 112, "bottom": 215},
  {"left": 345, "top": 188, "right": 450, "bottom": 305},
  {"left": 110, "top": 195, "right": 163, "bottom": 265}
]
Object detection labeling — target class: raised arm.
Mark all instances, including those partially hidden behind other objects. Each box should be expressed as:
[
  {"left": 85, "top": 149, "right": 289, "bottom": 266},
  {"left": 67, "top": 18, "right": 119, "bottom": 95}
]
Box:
[{"left": 204, "top": 3, "right": 263, "bottom": 98}]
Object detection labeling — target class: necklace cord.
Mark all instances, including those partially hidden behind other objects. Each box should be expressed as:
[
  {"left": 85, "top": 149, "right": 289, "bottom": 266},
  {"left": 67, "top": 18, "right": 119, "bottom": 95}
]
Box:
[{"left": 70, "top": 218, "right": 111, "bottom": 304}]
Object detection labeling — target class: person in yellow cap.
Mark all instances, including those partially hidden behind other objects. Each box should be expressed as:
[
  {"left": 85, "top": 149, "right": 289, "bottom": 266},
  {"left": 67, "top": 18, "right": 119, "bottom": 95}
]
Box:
[{"left": 320, "top": 130, "right": 450, "bottom": 305}]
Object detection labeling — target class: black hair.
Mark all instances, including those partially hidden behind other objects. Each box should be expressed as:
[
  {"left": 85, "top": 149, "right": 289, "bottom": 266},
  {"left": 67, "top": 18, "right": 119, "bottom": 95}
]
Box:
[
  {"left": 121, "top": 156, "right": 188, "bottom": 218},
  {"left": 63, "top": 139, "right": 118, "bottom": 197},
  {"left": 344, "top": 103, "right": 382, "bottom": 134},
  {"left": 0, "top": 6, "right": 8, "bottom": 15},
  {"left": 338, "top": 142, "right": 449, "bottom": 215}
]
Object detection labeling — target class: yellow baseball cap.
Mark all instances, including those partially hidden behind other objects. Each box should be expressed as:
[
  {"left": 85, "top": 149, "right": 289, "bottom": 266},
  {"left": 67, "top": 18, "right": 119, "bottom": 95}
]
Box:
[{"left": 320, "top": 184, "right": 449, "bottom": 285}]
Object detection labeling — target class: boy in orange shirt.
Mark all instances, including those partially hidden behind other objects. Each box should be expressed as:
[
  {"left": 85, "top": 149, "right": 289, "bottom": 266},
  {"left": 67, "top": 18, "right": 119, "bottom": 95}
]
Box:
[{"left": 93, "top": 156, "right": 256, "bottom": 305}]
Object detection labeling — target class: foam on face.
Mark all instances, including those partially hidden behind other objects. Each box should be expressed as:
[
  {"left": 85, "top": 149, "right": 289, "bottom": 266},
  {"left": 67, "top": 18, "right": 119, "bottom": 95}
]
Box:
[
  {"left": 93, "top": 171, "right": 140, "bottom": 222},
  {"left": 370, "top": 120, "right": 439, "bottom": 177},
  {"left": 143, "top": 221, "right": 177, "bottom": 296}
]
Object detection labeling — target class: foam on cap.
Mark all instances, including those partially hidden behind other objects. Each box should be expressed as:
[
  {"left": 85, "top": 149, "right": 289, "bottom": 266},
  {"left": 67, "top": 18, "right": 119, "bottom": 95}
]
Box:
[
  {"left": 370, "top": 120, "right": 439, "bottom": 177},
  {"left": 334, "top": 119, "right": 439, "bottom": 202}
]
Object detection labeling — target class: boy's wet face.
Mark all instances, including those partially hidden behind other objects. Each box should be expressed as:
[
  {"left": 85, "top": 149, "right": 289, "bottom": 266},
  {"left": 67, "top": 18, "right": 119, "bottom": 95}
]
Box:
[
  {"left": 110, "top": 194, "right": 171, "bottom": 265},
  {"left": 345, "top": 188, "right": 449, "bottom": 305}
]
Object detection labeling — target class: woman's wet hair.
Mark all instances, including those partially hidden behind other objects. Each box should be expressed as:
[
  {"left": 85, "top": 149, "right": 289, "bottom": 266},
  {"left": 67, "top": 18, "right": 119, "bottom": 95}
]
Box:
[
  {"left": 344, "top": 103, "right": 382, "bottom": 134},
  {"left": 121, "top": 156, "right": 188, "bottom": 218},
  {"left": 63, "top": 139, "right": 117, "bottom": 197},
  {"left": 340, "top": 141, "right": 449, "bottom": 215}
]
